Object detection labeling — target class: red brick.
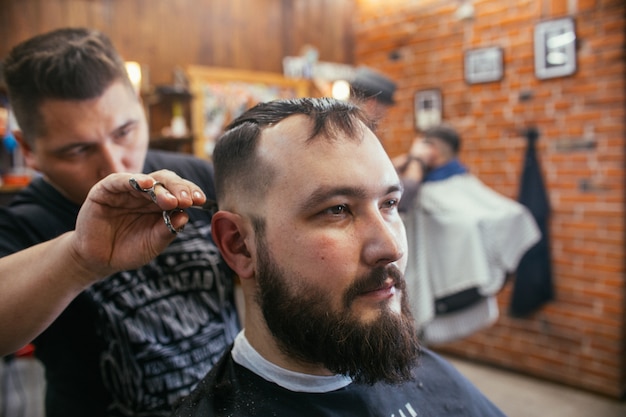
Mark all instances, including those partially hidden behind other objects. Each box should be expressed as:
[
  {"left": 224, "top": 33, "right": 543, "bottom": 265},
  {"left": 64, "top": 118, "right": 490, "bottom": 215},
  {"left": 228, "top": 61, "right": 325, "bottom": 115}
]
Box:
[
  {"left": 549, "top": 0, "right": 569, "bottom": 15},
  {"left": 356, "top": 0, "right": 626, "bottom": 398},
  {"left": 578, "top": 0, "right": 598, "bottom": 11}
]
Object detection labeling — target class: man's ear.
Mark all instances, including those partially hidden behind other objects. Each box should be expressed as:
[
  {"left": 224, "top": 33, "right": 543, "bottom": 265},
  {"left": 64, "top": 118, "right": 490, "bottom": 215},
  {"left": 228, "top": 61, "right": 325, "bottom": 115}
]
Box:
[
  {"left": 211, "top": 211, "right": 255, "bottom": 279},
  {"left": 14, "top": 131, "right": 39, "bottom": 171}
]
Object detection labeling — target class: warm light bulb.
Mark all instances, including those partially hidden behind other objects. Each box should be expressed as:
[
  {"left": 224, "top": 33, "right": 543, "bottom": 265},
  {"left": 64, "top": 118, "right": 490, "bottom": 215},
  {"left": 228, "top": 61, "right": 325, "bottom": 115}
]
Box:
[
  {"left": 331, "top": 80, "right": 351, "bottom": 101},
  {"left": 125, "top": 61, "right": 142, "bottom": 93}
]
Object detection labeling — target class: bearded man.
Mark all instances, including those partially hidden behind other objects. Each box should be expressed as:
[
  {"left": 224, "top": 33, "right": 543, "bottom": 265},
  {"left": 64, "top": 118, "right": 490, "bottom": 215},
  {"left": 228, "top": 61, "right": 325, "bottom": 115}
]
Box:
[{"left": 172, "top": 97, "right": 507, "bottom": 417}]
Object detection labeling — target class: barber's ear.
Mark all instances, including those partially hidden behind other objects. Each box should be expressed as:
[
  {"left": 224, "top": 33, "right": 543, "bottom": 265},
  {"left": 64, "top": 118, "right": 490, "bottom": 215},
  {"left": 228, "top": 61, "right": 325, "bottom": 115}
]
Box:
[
  {"left": 211, "top": 211, "right": 255, "bottom": 280},
  {"left": 14, "top": 131, "right": 39, "bottom": 171}
]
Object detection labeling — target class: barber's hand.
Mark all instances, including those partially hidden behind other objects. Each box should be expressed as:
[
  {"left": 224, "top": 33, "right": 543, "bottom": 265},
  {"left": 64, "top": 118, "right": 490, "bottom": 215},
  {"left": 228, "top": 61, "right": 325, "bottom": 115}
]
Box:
[{"left": 71, "top": 170, "right": 206, "bottom": 280}]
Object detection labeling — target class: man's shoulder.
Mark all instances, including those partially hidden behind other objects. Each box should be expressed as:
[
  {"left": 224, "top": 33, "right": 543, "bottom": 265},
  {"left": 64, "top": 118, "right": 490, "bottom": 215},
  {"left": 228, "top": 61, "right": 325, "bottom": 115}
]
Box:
[
  {"left": 171, "top": 347, "right": 235, "bottom": 416},
  {"left": 408, "top": 349, "right": 507, "bottom": 416},
  {"left": 173, "top": 350, "right": 333, "bottom": 416}
]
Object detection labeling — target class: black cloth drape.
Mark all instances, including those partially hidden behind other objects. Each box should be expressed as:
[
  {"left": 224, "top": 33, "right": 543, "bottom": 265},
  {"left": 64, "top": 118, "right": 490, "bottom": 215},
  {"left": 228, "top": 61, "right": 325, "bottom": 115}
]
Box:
[{"left": 510, "top": 128, "right": 554, "bottom": 317}]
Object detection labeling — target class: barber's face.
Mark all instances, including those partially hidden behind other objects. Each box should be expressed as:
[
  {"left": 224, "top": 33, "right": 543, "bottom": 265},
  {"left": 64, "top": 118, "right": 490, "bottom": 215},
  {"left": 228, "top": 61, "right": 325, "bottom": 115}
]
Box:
[
  {"left": 250, "top": 116, "right": 419, "bottom": 382},
  {"left": 23, "top": 80, "right": 148, "bottom": 204}
]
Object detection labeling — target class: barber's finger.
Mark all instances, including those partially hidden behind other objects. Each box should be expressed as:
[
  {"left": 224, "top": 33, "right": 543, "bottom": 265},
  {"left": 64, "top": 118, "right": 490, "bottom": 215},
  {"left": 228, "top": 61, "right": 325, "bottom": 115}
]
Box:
[
  {"left": 128, "top": 175, "right": 180, "bottom": 210},
  {"left": 161, "top": 183, "right": 206, "bottom": 209},
  {"left": 147, "top": 170, "right": 206, "bottom": 208}
]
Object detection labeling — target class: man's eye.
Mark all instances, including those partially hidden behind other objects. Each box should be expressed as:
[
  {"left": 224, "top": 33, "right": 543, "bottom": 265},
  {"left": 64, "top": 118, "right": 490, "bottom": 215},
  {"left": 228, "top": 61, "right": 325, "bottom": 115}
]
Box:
[
  {"left": 113, "top": 126, "right": 132, "bottom": 140},
  {"left": 323, "top": 205, "right": 348, "bottom": 216},
  {"left": 61, "top": 145, "right": 91, "bottom": 157},
  {"left": 382, "top": 198, "right": 399, "bottom": 209}
]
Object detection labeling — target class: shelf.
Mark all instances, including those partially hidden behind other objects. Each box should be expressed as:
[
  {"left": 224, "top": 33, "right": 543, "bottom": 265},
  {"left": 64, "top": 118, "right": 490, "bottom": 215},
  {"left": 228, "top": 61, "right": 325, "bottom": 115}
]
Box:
[
  {"left": 144, "top": 84, "right": 194, "bottom": 154},
  {"left": 149, "top": 136, "right": 193, "bottom": 154}
]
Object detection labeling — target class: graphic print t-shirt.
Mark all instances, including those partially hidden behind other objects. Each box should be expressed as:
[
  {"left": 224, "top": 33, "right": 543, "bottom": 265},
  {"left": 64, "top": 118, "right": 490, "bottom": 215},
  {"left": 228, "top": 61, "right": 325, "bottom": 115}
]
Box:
[{"left": 0, "top": 150, "right": 240, "bottom": 417}]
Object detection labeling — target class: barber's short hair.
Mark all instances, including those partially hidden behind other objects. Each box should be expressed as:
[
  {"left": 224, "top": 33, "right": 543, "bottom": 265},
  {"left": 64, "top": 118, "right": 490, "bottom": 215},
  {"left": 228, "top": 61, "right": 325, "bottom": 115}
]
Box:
[
  {"left": 213, "top": 97, "right": 373, "bottom": 206},
  {"left": 424, "top": 124, "right": 461, "bottom": 155},
  {"left": 2, "top": 27, "right": 132, "bottom": 142}
]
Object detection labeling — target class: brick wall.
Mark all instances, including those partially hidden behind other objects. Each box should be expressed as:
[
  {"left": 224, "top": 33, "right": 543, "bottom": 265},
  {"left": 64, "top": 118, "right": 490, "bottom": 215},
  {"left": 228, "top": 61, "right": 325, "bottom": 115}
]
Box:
[{"left": 354, "top": 0, "right": 625, "bottom": 398}]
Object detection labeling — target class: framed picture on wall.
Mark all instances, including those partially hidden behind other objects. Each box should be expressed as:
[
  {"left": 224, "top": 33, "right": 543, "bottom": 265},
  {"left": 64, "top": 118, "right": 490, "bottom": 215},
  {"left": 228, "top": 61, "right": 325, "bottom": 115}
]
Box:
[
  {"left": 186, "top": 65, "right": 310, "bottom": 159},
  {"left": 414, "top": 89, "right": 442, "bottom": 132},
  {"left": 534, "top": 17, "right": 577, "bottom": 80},
  {"left": 464, "top": 46, "right": 504, "bottom": 84}
]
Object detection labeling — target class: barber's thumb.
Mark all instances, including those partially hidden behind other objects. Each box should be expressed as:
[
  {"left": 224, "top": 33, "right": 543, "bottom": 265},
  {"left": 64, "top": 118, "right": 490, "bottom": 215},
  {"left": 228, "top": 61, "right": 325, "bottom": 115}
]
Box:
[{"left": 163, "top": 209, "right": 190, "bottom": 235}]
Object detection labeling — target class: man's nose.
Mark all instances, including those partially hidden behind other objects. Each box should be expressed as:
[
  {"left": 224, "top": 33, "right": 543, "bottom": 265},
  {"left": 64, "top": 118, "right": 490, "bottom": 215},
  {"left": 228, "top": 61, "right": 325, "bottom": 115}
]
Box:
[
  {"left": 97, "top": 142, "right": 125, "bottom": 177},
  {"left": 361, "top": 211, "right": 405, "bottom": 267}
]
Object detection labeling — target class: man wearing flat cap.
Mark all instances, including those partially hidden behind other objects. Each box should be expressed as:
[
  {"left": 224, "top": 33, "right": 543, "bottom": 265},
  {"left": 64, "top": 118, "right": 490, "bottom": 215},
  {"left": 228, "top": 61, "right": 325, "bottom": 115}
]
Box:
[{"left": 349, "top": 66, "right": 397, "bottom": 123}]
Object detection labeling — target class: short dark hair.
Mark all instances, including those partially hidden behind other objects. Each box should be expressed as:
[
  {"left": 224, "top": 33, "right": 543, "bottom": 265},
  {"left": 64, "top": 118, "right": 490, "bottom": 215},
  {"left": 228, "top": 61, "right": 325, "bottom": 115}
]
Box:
[
  {"left": 2, "top": 27, "right": 132, "bottom": 143},
  {"left": 213, "top": 97, "right": 373, "bottom": 206},
  {"left": 424, "top": 124, "right": 461, "bottom": 155}
]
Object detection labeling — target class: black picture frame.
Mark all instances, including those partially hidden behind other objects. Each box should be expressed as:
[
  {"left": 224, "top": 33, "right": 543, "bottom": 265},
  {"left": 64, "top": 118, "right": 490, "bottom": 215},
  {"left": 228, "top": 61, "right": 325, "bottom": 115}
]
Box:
[
  {"left": 534, "top": 17, "right": 577, "bottom": 80},
  {"left": 464, "top": 46, "right": 504, "bottom": 84},
  {"left": 414, "top": 89, "right": 442, "bottom": 132}
]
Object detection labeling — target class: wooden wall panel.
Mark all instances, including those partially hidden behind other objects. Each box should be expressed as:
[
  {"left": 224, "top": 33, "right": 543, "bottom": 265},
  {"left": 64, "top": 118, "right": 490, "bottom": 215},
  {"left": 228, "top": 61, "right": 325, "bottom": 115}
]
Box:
[{"left": 0, "top": 0, "right": 355, "bottom": 85}]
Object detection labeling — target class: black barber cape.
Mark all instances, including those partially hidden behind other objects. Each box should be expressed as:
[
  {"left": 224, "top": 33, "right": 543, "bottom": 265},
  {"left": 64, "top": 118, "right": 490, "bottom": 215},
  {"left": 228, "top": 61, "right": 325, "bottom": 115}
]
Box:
[{"left": 171, "top": 345, "right": 507, "bottom": 417}]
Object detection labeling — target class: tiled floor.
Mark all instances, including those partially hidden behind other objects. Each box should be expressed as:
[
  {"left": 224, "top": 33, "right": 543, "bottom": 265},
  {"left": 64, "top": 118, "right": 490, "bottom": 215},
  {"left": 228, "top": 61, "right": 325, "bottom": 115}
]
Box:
[{"left": 445, "top": 355, "right": 626, "bottom": 417}]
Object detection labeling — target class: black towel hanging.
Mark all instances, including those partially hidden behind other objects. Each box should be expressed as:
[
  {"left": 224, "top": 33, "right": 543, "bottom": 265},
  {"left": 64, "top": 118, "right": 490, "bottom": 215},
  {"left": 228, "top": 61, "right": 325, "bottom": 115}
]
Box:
[{"left": 510, "top": 127, "right": 554, "bottom": 317}]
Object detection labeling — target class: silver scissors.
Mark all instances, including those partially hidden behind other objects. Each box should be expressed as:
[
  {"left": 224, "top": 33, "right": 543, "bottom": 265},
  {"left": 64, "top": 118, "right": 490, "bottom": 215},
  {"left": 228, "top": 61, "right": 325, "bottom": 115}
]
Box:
[{"left": 129, "top": 177, "right": 218, "bottom": 234}]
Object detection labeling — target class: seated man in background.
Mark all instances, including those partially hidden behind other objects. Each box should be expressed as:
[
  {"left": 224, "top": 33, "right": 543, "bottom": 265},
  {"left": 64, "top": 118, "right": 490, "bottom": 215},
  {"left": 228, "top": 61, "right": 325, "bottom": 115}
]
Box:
[
  {"left": 396, "top": 125, "right": 540, "bottom": 345},
  {"left": 172, "top": 97, "right": 507, "bottom": 417},
  {"left": 0, "top": 28, "right": 239, "bottom": 416}
]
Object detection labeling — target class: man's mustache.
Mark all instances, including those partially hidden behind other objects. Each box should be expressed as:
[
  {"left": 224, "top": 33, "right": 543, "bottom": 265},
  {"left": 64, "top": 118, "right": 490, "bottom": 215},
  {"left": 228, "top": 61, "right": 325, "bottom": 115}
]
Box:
[{"left": 344, "top": 265, "right": 405, "bottom": 307}]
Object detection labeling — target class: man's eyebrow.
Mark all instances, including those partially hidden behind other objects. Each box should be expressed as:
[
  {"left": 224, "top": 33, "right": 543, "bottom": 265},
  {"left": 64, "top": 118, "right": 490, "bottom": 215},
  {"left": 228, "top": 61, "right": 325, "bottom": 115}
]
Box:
[
  {"left": 112, "top": 119, "right": 139, "bottom": 134},
  {"left": 299, "top": 183, "right": 404, "bottom": 212}
]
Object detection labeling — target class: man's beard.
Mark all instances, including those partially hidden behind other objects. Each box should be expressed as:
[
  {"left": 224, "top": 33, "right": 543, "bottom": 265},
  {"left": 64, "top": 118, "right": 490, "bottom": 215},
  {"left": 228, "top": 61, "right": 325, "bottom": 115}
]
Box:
[{"left": 254, "top": 235, "right": 421, "bottom": 385}]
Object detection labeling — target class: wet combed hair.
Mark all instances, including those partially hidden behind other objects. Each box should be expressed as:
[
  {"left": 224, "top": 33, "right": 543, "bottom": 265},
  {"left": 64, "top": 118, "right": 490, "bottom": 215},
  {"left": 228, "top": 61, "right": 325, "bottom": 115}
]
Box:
[
  {"left": 2, "top": 27, "right": 133, "bottom": 143},
  {"left": 213, "top": 97, "right": 374, "bottom": 206},
  {"left": 424, "top": 124, "right": 461, "bottom": 155}
]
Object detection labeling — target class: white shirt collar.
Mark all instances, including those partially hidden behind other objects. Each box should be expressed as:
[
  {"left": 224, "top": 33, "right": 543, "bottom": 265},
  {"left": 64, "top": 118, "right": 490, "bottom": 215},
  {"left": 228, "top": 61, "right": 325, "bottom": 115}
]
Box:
[{"left": 231, "top": 330, "right": 352, "bottom": 393}]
